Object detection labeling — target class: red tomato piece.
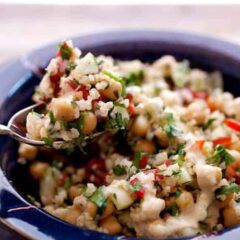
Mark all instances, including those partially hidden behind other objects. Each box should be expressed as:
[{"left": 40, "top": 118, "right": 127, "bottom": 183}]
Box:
[
  {"left": 128, "top": 103, "right": 136, "bottom": 115},
  {"left": 212, "top": 137, "right": 231, "bottom": 147},
  {"left": 164, "top": 159, "right": 172, "bottom": 166},
  {"left": 139, "top": 155, "right": 149, "bottom": 169},
  {"left": 226, "top": 119, "right": 240, "bottom": 132}
]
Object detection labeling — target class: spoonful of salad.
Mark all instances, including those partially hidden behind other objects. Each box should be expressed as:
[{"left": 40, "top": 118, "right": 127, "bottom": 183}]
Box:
[{"left": 0, "top": 40, "right": 131, "bottom": 149}]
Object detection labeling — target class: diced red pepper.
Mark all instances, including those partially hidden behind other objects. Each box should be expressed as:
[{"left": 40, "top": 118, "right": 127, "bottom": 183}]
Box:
[
  {"left": 226, "top": 119, "right": 240, "bottom": 132},
  {"left": 126, "top": 93, "right": 133, "bottom": 102},
  {"left": 226, "top": 166, "right": 236, "bottom": 177},
  {"left": 128, "top": 103, "right": 136, "bottom": 115},
  {"left": 130, "top": 177, "right": 145, "bottom": 199},
  {"left": 164, "top": 159, "right": 172, "bottom": 167},
  {"left": 139, "top": 155, "right": 149, "bottom": 169},
  {"left": 77, "top": 85, "right": 89, "bottom": 100},
  {"left": 144, "top": 169, "right": 164, "bottom": 181},
  {"left": 67, "top": 81, "right": 79, "bottom": 90},
  {"left": 196, "top": 140, "right": 205, "bottom": 150},
  {"left": 212, "top": 137, "right": 231, "bottom": 147}
]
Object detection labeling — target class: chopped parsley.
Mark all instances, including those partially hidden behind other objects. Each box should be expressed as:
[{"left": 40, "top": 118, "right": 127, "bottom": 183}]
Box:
[
  {"left": 114, "top": 102, "right": 126, "bottom": 108},
  {"left": 42, "top": 137, "right": 53, "bottom": 147},
  {"left": 202, "top": 118, "right": 216, "bottom": 130},
  {"left": 132, "top": 151, "right": 142, "bottom": 169},
  {"left": 131, "top": 181, "right": 143, "bottom": 191},
  {"left": 63, "top": 178, "right": 72, "bottom": 190},
  {"left": 166, "top": 203, "right": 179, "bottom": 216},
  {"left": 90, "top": 187, "right": 106, "bottom": 215},
  {"left": 123, "top": 70, "right": 144, "bottom": 86},
  {"left": 215, "top": 183, "right": 240, "bottom": 196},
  {"left": 49, "top": 111, "right": 56, "bottom": 124},
  {"left": 163, "top": 112, "right": 181, "bottom": 138},
  {"left": 170, "top": 189, "right": 182, "bottom": 198},
  {"left": 58, "top": 42, "right": 73, "bottom": 60},
  {"left": 208, "top": 145, "right": 234, "bottom": 167},
  {"left": 113, "top": 165, "right": 127, "bottom": 176},
  {"left": 105, "top": 113, "right": 128, "bottom": 130},
  {"left": 102, "top": 70, "right": 126, "bottom": 96}
]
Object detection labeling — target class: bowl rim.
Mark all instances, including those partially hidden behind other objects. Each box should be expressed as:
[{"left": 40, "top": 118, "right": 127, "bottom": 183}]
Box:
[{"left": 1, "top": 30, "right": 240, "bottom": 240}]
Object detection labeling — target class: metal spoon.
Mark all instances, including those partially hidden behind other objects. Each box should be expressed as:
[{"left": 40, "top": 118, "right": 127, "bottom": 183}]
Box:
[{"left": 0, "top": 103, "right": 104, "bottom": 147}]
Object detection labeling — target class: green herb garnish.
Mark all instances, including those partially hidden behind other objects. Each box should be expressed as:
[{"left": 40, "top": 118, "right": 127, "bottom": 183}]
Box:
[
  {"left": 170, "top": 189, "right": 182, "bottom": 198},
  {"left": 208, "top": 145, "right": 234, "bottom": 166},
  {"left": 167, "top": 203, "right": 179, "bottom": 216},
  {"left": 113, "top": 165, "right": 127, "bottom": 176},
  {"left": 90, "top": 187, "right": 106, "bottom": 215},
  {"left": 42, "top": 137, "right": 53, "bottom": 147},
  {"left": 105, "top": 113, "right": 128, "bottom": 130},
  {"left": 123, "top": 70, "right": 144, "bottom": 86},
  {"left": 215, "top": 183, "right": 240, "bottom": 196},
  {"left": 102, "top": 70, "right": 126, "bottom": 96},
  {"left": 202, "top": 118, "right": 216, "bottom": 130},
  {"left": 49, "top": 111, "right": 56, "bottom": 124},
  {"left": 163, "top": 112, "right": 181, "bottom": 138},
  {"left": 63, "top": 178, "right": 72, "bottom": 190},
  {"left": 58, "top": 42, "right": 73, "bottom": 60},
  {"left": 132, "top": 151, "right": 142, "bottom": 169}
]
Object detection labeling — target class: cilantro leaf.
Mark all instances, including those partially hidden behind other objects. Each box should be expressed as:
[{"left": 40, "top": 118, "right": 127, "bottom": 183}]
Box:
[
  {"left": 215, "top": 183, "right": 240, "bottom": 196},
  {"left": 202, "top": 118, "right": 216, "bottom": 130},
  {"left": 163, "top": 112, "right": 181, "bottom": 138},
  {"left": 123, "top": 70, "right": 144, "bottom": 86},
  {"left": 170, "top": 189, "right": 182, "bottom": 198},
  {"left": 42, "top": 137, "right": 53, "bottom": 147},
  {"left": 90, "top": 187, "right": 106, "bottom": 215},
  {"left": 113, "top": 165, "right": 127, "bottom": 176},
  {"left": 166, "top": 203, "right": 179, "bottom": 216},
  {"left": 49, "top": 111, "right": 56, "bottom": 124},
  {"left": 132, "top": 151, "right": 142, "bottom": 169},
  {"left": 58, "top": 42, "right": 73, "bottom": 60},
  {"left": 105, "top": 113, "right": 128, "bottom": 130},
  {"left": 208, "top": 145, "right": 234, "bottom": 166},
  {"left": 102, "top": 70, "right": 126, "bottom": 96}
]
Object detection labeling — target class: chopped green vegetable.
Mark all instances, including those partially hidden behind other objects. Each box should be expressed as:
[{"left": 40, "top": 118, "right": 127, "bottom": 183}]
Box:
[
  {"left": 105, "top": 113, "right": 128, "bottom": 130},
  {"left": 42, "top": 137, "right": 53, "bottom": 147},
  {"left": 123, "top": 70, "right": 144, "bottom": 86},
  {"left": 90, "top": 187, "right": 106, "bottom": 215},
  {"left": 102, "top": 70, "right": 126, "bottom": 96},
  {"left": 131, "top": 182, "right": 143, "bottom": 191},
  {"left": 63, "top": 178, "right": 72, "bottom": 190},
  {"left": 113, "top": 165, "right": 127, "bottom": 176},
  {"left": 170, "top": 189, "right": 182, "bottom": 198},
  {"left": 114, "top": 102, "right": 126, "bottom": 108},
  {"left": 163, "top": 112, "right": 181, "bottom": 138},
  {"left": 208, "top": 145, "right": 234, "bottom": 166},
  {"left": 58, "top": 42, "right": 73, "bottom": 60},
  {"left": 167, "top": 203, "right": 179, "bottom": 216},
  {"left": 215, "top": 183, "right": 240, "bottom": 196},
  {"left": 132, "top": 151, "right": 142, "bottom": 169},
  {"left": 49, "top": 111, "right": 56, "bottom": 125},
  {"left": 202, "top": 118, "right": 216, "bottom": 130}
]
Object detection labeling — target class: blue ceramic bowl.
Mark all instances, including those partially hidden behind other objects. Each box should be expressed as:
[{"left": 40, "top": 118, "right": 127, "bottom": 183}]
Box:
[{"left": 1, "top": 31, "right": 240, "bottom": 240}]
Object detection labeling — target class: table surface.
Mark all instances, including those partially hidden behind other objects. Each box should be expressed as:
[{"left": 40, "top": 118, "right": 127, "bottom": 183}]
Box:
[{"left": 1, "top": 3, "right": 240, "bottom": 239}]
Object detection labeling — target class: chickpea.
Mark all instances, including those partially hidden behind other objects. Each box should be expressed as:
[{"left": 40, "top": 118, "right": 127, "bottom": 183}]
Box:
[
  {"left": 65, "top": 205, "right": 81, "bottom": 225},
  {"left": 218, "top": 193, "right": 234, "bottom": 209},
  {"left": 86, "top": 201, "right": 98, "bottom": 218},
  {"left": 99, "top": 79, "right": 122, "bottom": 100},
  {"left": 52, "top": 208, "right": 68, "bottom": 220},
  {"left": 223, "top": 206, "right": 240, "bottom": 227},
  {"left": 176, "top": 191, "right": 194, "bottom": 210},
  {"left": 18, "top": 143, "right": 38, "bottom": 160},
  {"left": 81, "top": 112, "right": 97, "bottom": 134},
  {"left": 131, "top": 115, "right": 149, "bottom": 137},
  {"left": 134, "top": 139, "right": 156, "bottom": 154},
  {"left": 30, "top": 162, "right": 49, "bottom": 180},
  {"left": 51, "top": 98, "right": 76, "bottom": 121},
  {"left": 153, "top": 55, "right": 177, "bottom": 78},
  {"left": 100, "top": 199, "right": 115, "bottom": 220},
  {"left": 100, "top": 215, "right": 122, "bottom": 235},
  {"left": 154, "top": 128, "right": 169, "bottom": 147},
  {"left": 68, "top": 184, "right": 84, "bottom": 201}
]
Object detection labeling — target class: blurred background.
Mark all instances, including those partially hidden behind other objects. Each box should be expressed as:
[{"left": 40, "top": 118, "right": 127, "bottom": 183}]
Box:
[{"left": 0, "top": 4, "right": 240, "bottom": 65}]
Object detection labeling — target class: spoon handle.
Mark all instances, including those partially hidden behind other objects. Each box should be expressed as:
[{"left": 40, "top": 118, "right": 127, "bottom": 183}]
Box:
[{"left": 0, "top": 124, "right": 10, "bottom": 135}]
